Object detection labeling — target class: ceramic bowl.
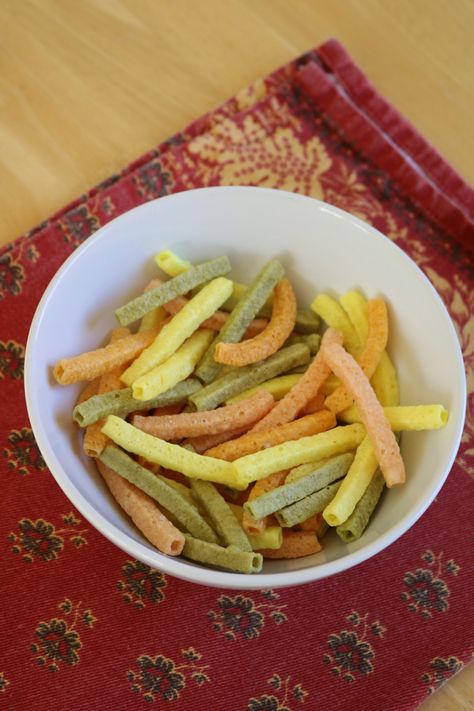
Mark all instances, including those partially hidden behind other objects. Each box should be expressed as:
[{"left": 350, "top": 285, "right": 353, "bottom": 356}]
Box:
[{"left": 24, "top": 187, "right": 466, "bottom": 589}]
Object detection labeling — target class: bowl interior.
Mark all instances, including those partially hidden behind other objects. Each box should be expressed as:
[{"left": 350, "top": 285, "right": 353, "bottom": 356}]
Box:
[{"left": 25, "top": 187, "right": 466, "bottom": 588}]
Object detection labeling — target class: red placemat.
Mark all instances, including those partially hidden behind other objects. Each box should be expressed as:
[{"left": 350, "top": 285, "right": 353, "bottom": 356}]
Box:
[{"left": 1, "top": 39, "right": 473, "bottom": 711}]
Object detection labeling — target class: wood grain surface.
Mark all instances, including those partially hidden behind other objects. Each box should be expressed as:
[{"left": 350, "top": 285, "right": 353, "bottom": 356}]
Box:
[{"left": 0, "top": 2, "right": 472, "bottom": 707}]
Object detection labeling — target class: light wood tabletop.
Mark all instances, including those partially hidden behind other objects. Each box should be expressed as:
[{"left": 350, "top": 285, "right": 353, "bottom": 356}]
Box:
[{"left": 1, "top": 2, "right": 472, "bottom": 708}]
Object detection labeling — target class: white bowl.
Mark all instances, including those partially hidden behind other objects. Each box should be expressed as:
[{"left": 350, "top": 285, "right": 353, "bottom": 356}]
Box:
[{"left": 24, "top": 187, "right": 466, "bottom": 589}]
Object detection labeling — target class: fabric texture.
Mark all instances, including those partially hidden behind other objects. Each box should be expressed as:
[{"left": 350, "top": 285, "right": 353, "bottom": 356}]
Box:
[{"left": 1, "top": 38, "right": 473, "bottom": 711}]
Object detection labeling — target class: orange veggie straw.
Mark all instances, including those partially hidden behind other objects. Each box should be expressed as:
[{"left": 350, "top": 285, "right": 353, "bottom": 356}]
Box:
[
  {"left": 83, "top": 327, "right": 129, "bottom": 457},
  {"left": 136, "top": 456, "right": 162, "bottom": 475},
  {"left": 132, "top": 390, "right": 274, "bottom": 440},
  {"left": 162, "top": 294, "right": 268, "bottom": 339},
  {"left": 259, "top": 530, "right": 321, "bottom": 559},
  {"left": 151, "top": 403, "right": 184, "bottom": 417},
  {"left": 97, "top": 460, "right": 185, "bottom": 556},
  {"left": 325, "top": 299, "right": 388, "bottom": 413},
  {"left": 250, "top": 328, "right": 344, "bottom": 432},
  {"left": 299, "top": 392, "right": 326, "bottom": 416},
  {"left": 321, "top": 333, "right": 405, "bottom": 487},
  {"left": 214, "top": 278, "right": 297, "bottom": 367},
  {"left": 183, "top": 426, "right": 252, "bottom": 454},
  {"left": 295, "top": 513, "right": 328, "bottom": 538},
  {"left": 54, "top": 323, "right": 168, "bottom": 384},
  {"left": 205, "top": 409, "right": 336, "bottom": 462},
  {"left": 242, "top": 470, "right": 289, "bottom": 535},
  {"left": 76, "top": 377, "right": 101, "bottom": 406}
]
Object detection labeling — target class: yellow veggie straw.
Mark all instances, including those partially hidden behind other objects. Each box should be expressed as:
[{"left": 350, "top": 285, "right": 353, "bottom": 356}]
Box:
[
  {"left": 101, "top": 416, "right": 246, "bottom": 490},
  {"left": 121, "top": 277, "right": 233, "bottom": 385},
  {"left": 338, "top": 404, "right": 448, "bottom": 431},
  {"left": 311, "top": 293, "right": 361, "bottom": 356},
  {"left": 323, "top": 435, "right": 378, "bottom": 527},
  {"left": 233, "top": 423, "right": 365, "bottom": 486},
  {"left": 131, "top": 329, "right": 213, "bottom": 400}
]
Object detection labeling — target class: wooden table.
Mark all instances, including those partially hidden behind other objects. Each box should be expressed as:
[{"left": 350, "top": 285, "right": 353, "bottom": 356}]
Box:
[{"left": 1, "top": 2, "right": 472, "bottom": 707}]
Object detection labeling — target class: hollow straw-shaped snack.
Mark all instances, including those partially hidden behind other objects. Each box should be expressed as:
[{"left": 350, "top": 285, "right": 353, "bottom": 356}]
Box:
[
  {"left": 249, "top": 328, "right": 344, "bottom": 432},
  {"left": 311, "top": 293, "right": 362, "bottom": 355},
  {"left": 295, "top": 513, "right": 328, "bottom": 536},
  {"left": 97, "top": 460, "right": 185, "bottom": 555},
  {"left": 258, "top": 530, "right": 321, "bottom": 559},
  {"left": 247, "top": 526, "right": 283, "bottom": 551},
  {"left": 182, "top": 536, "right": 263, "bottom": 574},
  {"left": 284, "top": 357, "right": 315, "bottom": 375},
  {"left": 285, "top": 461, "right": 325, "bottom": 484},
  {"left": 54, "top": 326, "right": 166, "bottom": 385},
  {"left": 132, "top": 390, "right": 274, "bottom": 440},
  {"left": 214, "top": 278, "right": 297, "bottom": 367},
  {"left": 242, "top": 470, "right": 289, "bottom": 535},
  {"left": 121, "top": 277, "right": 234, "bottom": 385},
  {"left": 190, "top": 479, "right": 252, "bottom": 551},
  {"left": 259, "top": 305, "right": 320, "bottom": 334},
  {"left": 162, "top": 295, "right": 269, "bottom": 339},
  {"left": 76, "top": 377, "right": 101, "bottom": 405},
  {"left": 243, "top": 454, "right": 353, "bottom": 521},
  {"left": 228, "top": 503, "right": 283, "bottom": 549},
  {"left": 156, "top": 474, "right": 197, "bottom": 507},
  {"left": 101, "top": 416, "right": 247, "bottom": 489},
  {"left": 83, "top": 327, "right": 130, "bottom": 457},
  {"left": 339, "top": 290, "right": 369, "bottom": 343},
  {"left": 336, "top": 471, "right": 385, "bottom": 543},
  {"left": 233, "top": 423, "right": 365, "bottom": 486},
  {"left": 275, "top": 480, "right": 342, "bottom": 528},
  {"left": 155, "top": 249, "right": 268, "bottom": 317},
  {"left": 320, "top": 334, "right": 405, "bottom": 487},
  {"left": 131, "top": 329, "right": 214, "bottom": 401},
  {"left": 196, "top": 259, "right": 285, "bottom": 383},
  {"left": 225, "top": 375, "right": 303, "bottom": 405},
  {"left": 339, "top": 290, "right": 399, "bottom": 407},
  {"left": 299, "top": 392, "right": 326, "bottom": 416},
  {"left": 323, "top": 435, "right": 378, "bottom": 527},
  {"left": 183, "top": 426, "right": 251, "bottom": 454},
  {"left": 383, "top": 405, "right": 448, "bottom": 430},
  {"left": 338, "top": 404, "right": 449, "bottom": 431},
  {"left": 137, "top": 278, "right": 168, "bottom": 333},
  {"left": 285, "top": 333, "right": 321, "bottom": 355},
  {"left": 99, "top": 445, "right": 218, "bottom": 543},
  {"left": 154, "top": 250, "right": 192, "bottom": 276},
  {"left": 73, "top": 379, "right": 201, "bottom": 427},
  {"left": 220, "top": 281, "right": 271, "bottom": 313},
  {"left": 205, "top": 410, "right": 337, "bottom": 462},
  {"left": 369, "top": 351, "right": 400, "bottom": 406},
  {"left": 190, "top": 343, "right": 310, "bottom": 411},
  {"left": 115, "top": 255, "right": 231, "bottom": 326},
  {"left": 325, "top": 299, "right": 388, "bottom": 413}
]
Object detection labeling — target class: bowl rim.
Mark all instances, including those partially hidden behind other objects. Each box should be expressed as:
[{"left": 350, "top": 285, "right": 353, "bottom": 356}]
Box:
[{"left": 24, "top": 186, "right": 467, "bottom": 589}]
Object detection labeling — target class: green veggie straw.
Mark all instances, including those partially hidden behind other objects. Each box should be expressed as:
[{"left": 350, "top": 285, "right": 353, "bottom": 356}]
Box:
[
  {"left": 73, "top": 379, "right": 201, "bottom": 427},
  {"left": 336, "top": 471, "right": 385, "bottom": 543},
  {"left": 243, "top": 453, "right": 353, "bottom": 521},
  {"left": 219, "top": 292, "right": 320, "bottom": 334},
  {"left": 196, "top": 258, "right": 284, "bottom": 383},
  {"left": 191, "top": 480, "right": 252, "bottom": 551},
  {"left": 285, "top": 333, "right": 321, "bottom": 355},
  {"left": 115, "top": 255, "right": 231, "bottom": 326},
  {"left": 182, "top": 536, "right": 263, "bottom": 574},
  {"left": 98, "top": 445, "right": 218, "bottom": 543},
  {"left": 259, "top": 305, "right": 320, "bottom": 334},
  {"left": 276, "top": 481, "right": 342, "bottom": 527},
  {"left": 190, "top": 343, "right": 310, "bottom": 411}
]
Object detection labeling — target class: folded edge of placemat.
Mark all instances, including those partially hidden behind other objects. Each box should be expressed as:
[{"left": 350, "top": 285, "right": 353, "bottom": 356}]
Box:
[
  {"left": 318, "top": 40, "right": 474, "bottom": 223},
  {"left": 296, "top": 39, "right": 474, "bottom": 251},
  {"left": 1, "top": 38, "right": 473, "bottom": 711}
]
